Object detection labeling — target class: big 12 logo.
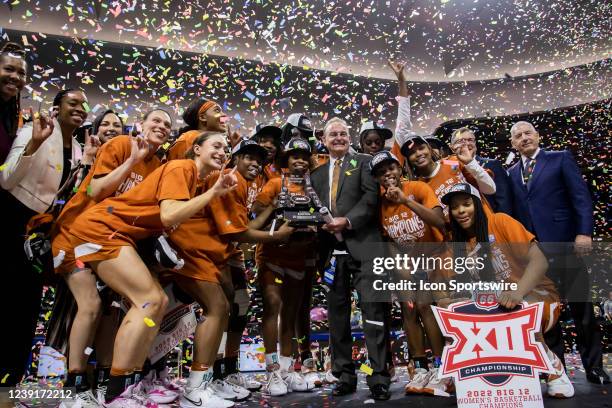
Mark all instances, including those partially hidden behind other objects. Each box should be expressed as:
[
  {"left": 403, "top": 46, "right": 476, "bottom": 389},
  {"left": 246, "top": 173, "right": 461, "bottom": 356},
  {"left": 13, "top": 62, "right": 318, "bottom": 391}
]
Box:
[{"left": 432, "top": 298, "right": 553, "bottom": 387}]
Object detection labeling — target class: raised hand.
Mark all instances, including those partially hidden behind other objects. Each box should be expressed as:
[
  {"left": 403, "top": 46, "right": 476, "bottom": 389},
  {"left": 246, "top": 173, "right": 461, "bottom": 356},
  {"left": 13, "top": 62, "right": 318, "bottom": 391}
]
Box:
[
  {"left": 387, "top": 59, "right": 406, "bottom": 79},
  {"left": 454, "top": 142, "right": 475, "bottom": 165},
  {"left": 211, "top": 166, "right": 238, "bottom": 197},
  {"left": 83, "top": 128, "right": 101, "bottom": 164},
  {"left": 30, "top": 107, "right": 55, "bottom": 145},
  {"left": 385, "top": 186, "right": 407, "bottom": 204},
  {"left": 130, "top": 134, "right": 150, "bottom": 163}
]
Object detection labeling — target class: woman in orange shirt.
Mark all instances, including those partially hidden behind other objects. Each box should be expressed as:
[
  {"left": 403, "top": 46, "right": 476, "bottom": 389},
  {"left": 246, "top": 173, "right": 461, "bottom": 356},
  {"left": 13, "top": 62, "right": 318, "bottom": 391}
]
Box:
[
  {"left": 52, "top": 109, "right": 170, "bottom": 404},
  {"left": 387, "top": 61, "right": 495, "bottom": 217},
  {"left": 67, "top": 132, "right": 238, "bottom": 407},
  {"left": 442, "top": 183, "right": 574, "bottom": 399},
  {"left": 250, "top": 123, "right": 283, "bottom": 181},
  {"left": 167, "top": 98, "right": 228, "bottom": 161},
  {"left": 369, "top": 150, "right": 449, "bottom": 394},
  {"left": 251, "top": 137, "right": 319, "bottom": 396},
  {"left": 168, "top": 137, "right": 294, "bottom": 407}
]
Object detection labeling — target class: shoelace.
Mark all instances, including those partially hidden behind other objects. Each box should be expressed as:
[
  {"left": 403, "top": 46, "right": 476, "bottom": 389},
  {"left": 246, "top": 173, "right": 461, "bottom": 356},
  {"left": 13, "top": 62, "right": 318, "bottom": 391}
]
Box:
[
  {"left": 268, "top": 372, "right": 286, "bottom": 387},
  {"left": 78, "top": 390, "right": 99, "bottom": 403}
]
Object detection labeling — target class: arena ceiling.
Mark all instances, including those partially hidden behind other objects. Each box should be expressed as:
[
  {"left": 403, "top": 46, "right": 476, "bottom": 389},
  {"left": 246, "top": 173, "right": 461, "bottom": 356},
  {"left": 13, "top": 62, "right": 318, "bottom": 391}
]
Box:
[{"left": 1, "top": 0, "right": 610, "bottom": 82}]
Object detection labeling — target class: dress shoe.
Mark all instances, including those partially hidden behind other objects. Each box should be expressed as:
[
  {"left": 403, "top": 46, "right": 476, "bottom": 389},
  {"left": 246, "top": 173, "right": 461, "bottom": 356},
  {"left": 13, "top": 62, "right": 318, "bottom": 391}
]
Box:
[
  {"left": 586, "top": 367, "right": 611, "bottom": 385},
  {"left": 370, "top": 384, "right": 391, "bottom": 401},
  {"left": 331, "top": 382, "right": 356, "bottom": 396}
]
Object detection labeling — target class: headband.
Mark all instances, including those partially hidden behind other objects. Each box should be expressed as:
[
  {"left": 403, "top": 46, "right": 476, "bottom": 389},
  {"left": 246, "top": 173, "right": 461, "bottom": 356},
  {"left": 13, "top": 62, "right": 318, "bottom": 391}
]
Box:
[{"left": 197, "top": 100, "right": 216, "bottom": 116}]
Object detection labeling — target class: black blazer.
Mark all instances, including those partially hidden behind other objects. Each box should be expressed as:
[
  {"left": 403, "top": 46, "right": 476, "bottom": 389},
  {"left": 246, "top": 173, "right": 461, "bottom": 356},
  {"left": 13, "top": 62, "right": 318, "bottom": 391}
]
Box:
[{"left": 310, "top": 153, "right": 383, "bottom": 262}]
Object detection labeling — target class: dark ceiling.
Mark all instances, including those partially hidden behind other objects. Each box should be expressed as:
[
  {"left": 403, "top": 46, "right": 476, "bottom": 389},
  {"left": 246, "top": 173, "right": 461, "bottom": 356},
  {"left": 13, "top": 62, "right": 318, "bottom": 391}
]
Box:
[{"left": 1, "top": 0, "right": 610, "bottom": 82}]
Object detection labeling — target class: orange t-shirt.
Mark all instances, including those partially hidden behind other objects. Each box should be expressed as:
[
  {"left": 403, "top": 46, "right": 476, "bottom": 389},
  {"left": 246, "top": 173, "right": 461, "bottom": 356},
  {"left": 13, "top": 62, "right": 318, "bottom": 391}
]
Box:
[
  {"left": 380, "top": 180, "right": 443, "bottom": 247},
  {"left": 263, "top": 163, "right": 281, "bottom": 181},
  {"left": 54, "top": 136, "right": 161, "bottom": 241},
  {"left": 467, "top": 212, "right": 558, "bottom": 298},
  {"left": 254, "top": 177, "right": 316, "bottom": 271},
  {"left": 68, "top": 160, "right": 199, "bottom": 252},
  {"left": 167, "top": 130, "right": 201, "bottom": 161},
  {"left": 168, "top": 169, "right": 250, "bottom": 282}
]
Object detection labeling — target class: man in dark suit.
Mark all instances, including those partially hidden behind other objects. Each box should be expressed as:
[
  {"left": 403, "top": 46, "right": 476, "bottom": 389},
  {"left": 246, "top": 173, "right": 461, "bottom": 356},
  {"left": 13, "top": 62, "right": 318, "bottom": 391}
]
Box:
[
  {"left": 310, "top": 117, "right": 391, "bottom": 400},
  {"left": 451, "top": 126, "right": 513, "bottom": 215},
  {"left": 507, "top": 120, "right": 609, "bottom": 384}
]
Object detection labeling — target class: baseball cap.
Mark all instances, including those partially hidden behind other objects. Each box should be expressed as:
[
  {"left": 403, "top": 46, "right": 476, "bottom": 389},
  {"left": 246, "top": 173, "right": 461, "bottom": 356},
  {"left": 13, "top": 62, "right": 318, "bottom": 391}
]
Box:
[
  {"left": 284, "top": 137, "right": 312, "bottom": 154},
  {"left": 369, "top": 150, "right": 400, "bottom": 174},
  {"left": 425, "top": 136, "right": 450, "bottom": 151},
  {"left": 441, "top": 182, "right": 481, "bottom": 205},
  {"left": 285, "top": 113, "right": 313, "bottom": 134},
  {"left": 360, "top": 121, "right": 393, "bottom": 140},
  {"left": 400, "top": 135, "right": 429, "bottom": 157},
  {"left": 231, "top": 138, "right": 268, "bottom": 159},
  {"left": 250, "top": 123, "right": 282, "bottom": 140}
]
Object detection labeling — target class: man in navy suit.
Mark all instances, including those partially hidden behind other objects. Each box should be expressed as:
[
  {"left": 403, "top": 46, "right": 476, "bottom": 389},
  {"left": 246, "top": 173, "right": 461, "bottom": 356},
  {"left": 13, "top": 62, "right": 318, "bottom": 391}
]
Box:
[
  {"left": 508, "top": 120, "right": 609, "bottom": 384},
  {"left": 451, "top": 127, "right": 514, "bottom": 215}
]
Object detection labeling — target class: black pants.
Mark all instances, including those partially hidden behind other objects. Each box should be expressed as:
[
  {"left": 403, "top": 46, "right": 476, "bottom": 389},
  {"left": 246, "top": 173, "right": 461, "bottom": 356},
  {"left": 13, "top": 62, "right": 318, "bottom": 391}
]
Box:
[
  {"left": 0, "top": 190, "right": 41, "bottom": 386},
  {"left": 544, "top": 251, "right": 602, "bottom": 372},
  {"left": 327, "top": 255, "right": 389, "bottom": 388}
]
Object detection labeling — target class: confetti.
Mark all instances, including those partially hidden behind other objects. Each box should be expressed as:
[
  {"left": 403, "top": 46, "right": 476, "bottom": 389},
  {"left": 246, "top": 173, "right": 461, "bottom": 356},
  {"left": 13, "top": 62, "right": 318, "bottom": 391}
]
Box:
[
  {"left": 84, "top": 347, "right": 93, "bottom": 356},
  {"left": 143, "top": 317, "right": 156, "bottom": 327},
  {"left": 359, "top": 364, "right": 373, "bottom": 375}
]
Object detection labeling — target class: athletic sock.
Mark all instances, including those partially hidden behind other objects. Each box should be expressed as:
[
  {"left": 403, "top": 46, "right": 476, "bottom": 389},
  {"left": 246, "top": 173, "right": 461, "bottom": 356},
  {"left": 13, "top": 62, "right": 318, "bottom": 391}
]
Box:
[
  {"left": 65, "top": 371, "right": 90, "bottom": 393},
  {"left": 94, "top": 366, "right": 111, "bottom": 388},
  {"left": 213, "top": 358, "right": 224, "bottom": 380},
  {"left": 106, "top": 371, "right": 134, "bottom": 402},
  {"left": 414, "top": 357, "right": 429, "bottom": 371},
  {"left": 223, "top": 356, "right": 238, "bottom": 376}
]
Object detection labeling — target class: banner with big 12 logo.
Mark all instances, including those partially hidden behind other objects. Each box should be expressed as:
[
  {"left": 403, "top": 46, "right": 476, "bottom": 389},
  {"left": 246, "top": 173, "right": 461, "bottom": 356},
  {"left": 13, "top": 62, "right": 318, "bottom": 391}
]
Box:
[{"left": 432, "top": 292, "right": 553, "bottom": 408}]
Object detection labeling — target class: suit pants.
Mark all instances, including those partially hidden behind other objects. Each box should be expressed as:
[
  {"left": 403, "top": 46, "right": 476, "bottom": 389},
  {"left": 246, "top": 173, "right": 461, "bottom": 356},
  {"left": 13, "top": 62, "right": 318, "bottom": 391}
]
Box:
[
  {"left": 327, "top": 254, "right": 390, "bottom": 388},
  {"left": 544, "top": 251, "right": 602, "bottom": 371}
]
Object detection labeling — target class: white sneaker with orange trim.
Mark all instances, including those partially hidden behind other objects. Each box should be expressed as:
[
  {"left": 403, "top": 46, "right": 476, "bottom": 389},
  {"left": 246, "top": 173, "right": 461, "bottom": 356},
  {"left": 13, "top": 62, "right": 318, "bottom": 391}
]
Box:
[
  {"left": 422, "top": 367, "right": 454, "bottom": 396},
  {"left": 404, "top": 368, "right": 432, "bottom": 394},
  {"left": 546, "top": 352, "right": 575, "bottom": 398}
]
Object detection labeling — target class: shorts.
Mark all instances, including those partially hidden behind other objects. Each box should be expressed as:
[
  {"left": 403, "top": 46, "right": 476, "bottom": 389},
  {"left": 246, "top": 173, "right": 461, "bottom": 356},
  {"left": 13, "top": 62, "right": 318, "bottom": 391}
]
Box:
[
  {"left": 525, "top": 289, "right": 560, "bottom": 334},
  {"left": 258, "top": 262, "right": 315, "bottom": 286},
  {"left": 70, "top": 233, "right": 128, "bottom": 264},
  {"left": 52, "top": 232, "right": 78, "bottom": 275}
]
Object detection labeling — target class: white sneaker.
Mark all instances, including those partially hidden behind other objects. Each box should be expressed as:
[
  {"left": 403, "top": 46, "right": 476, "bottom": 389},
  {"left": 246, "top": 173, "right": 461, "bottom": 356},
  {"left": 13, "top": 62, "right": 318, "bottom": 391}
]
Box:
[
  {"left": 209, "top": 379, "right": 250, "bottom": 401},
  {"left": 180, "top": 384, "right": 234, "bottom": 408},
  {"left": 59, "top": 390, "right": 102, "bottom": 408},
  {"left": 546, "top": 353, "right": 575, "bottom": 398},
  {"left": 404, "top": 368, "right": 432, "bottom": 394},
  {"left": 225, "top": 372, "right": 262, "bottom": 391},
  {"left": 389, "top": 366, "right": 399, "bottom": 383},
  {"left": 324, "top": 370, "right": 339, "bottom": 384},
  {"left": 301, "top": 358, "right": 322, "bottom": 388},
  {"left": 141, "top": 378, "right": 180, "bottom": 403},
  {"left": 263, "top": 370, "right": 288, "bottom": 396},
  {"left": 102, "top": 383, "right": 154, "bottom": 408},
  {"left": 422, "top": 367, "right": 454, "bottom": 396},
  {"left": 282, "top": 371, "right": 314, "bottom": 392}
]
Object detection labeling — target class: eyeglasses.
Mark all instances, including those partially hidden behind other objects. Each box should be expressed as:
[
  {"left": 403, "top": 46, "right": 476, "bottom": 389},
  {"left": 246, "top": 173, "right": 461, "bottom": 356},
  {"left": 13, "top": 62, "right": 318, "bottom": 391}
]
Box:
[
  {"left": 328, "top": 131, "right": 349, "bottom": 138},
  {"left": 455, "top": 137, "right": 475, "bottom": 144}
]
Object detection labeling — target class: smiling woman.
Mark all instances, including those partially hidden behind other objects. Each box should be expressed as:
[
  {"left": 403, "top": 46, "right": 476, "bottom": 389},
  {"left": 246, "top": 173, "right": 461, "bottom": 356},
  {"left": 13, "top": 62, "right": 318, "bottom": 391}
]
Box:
[{"left": 0, "top": 85, "right": 88, "bottom": 387}]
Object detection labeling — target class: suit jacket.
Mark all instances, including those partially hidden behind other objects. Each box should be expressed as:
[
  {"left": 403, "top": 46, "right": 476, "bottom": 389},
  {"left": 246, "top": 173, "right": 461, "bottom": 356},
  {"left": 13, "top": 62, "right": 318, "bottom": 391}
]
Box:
[
  {"left": 477, "top": 156, "right": 513, "bottom": 215},
  {"left": 310, "top": 152, "right": 383, "bottom": 262},
  {"left": 508, "top": 149, "right": 593, "bottom": 243}
]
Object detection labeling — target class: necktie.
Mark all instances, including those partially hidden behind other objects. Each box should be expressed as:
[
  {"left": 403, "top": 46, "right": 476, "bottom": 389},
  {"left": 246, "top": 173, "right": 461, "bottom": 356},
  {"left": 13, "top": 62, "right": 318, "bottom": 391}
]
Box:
[
  {"left": 523, "top": 157, "right": 536, "bottom": 184},
  {"left": 330, "top": 158, "right": 342, "bottom": 214}
]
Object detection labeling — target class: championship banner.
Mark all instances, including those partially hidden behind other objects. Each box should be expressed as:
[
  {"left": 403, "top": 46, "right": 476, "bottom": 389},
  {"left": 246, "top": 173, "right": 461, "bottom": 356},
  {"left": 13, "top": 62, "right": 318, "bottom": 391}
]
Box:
[
  {"left": 432, "top": 296, "right": 553, "bottom": 408},
  {"left": 149, "top": 284, "right": 198, "bottom": 364}
]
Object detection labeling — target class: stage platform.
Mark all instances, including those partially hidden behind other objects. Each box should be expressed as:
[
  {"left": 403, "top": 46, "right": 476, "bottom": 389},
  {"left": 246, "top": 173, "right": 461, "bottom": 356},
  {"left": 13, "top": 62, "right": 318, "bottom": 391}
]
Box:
[{"left": 235, "top": 369, "right": 610, "bottom": 408}]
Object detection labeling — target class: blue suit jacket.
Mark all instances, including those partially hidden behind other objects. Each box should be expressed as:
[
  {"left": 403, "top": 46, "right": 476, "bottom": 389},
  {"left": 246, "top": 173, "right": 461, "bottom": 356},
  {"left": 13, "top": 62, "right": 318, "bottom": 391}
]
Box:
[
  {"left": 477, "top": 156, "right": 513, "bottom": 216},
  {"left": 508, "top": 149, "right": 593, "bottom": 243}
]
